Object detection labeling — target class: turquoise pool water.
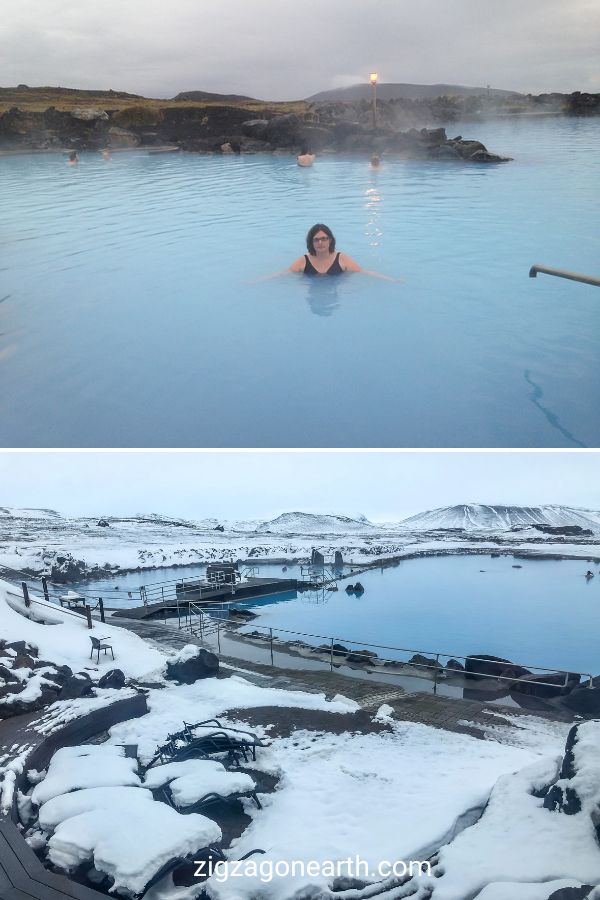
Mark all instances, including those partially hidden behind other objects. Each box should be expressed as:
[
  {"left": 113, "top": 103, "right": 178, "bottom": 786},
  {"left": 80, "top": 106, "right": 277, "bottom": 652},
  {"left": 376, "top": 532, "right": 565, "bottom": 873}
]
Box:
[
  {"left": 71, "top": 554, "right": 600, "bottom": 673},
  {"left": 2, "top": 116, "right": 599, "bottom": 447},
  {"left": 238, "top": 555, "right": 600, "bottom": 675}
]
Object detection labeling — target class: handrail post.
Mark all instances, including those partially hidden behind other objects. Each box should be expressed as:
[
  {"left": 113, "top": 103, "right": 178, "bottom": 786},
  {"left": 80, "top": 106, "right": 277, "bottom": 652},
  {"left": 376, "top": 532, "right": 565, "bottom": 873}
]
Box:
[
  {"left": 41, "top": 577, "right": 50, "bottom": 603},
  {"left": 98, "top": 598, "right": 105, "bottom": 623},
  {"left": 217, "top": 620, "right": 221, "bottom": 653},
  {"left": 21, "top": 581, "right": 30, "bottom": 607},
  {"left": 84, "top": 606, "right": 92, "bottom": 629},
  {"left": 269, "top": 628, "right": 274, "bottom": 666},
  {"left": 433, "top": 654, "right": 440, "bottom": 694},
  {"left": 330, "top": 638, "right": 334, "bottom": 672}
]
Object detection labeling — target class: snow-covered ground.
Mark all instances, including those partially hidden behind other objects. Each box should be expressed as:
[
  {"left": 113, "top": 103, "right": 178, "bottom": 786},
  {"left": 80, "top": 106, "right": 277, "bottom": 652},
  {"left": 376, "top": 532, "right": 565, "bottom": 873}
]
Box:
[
  {"left": 2, "top": 505, "right": 600, "bottom": 583},
  {"left": 2, "top": 572, "right": 599, "bottom": 900}
]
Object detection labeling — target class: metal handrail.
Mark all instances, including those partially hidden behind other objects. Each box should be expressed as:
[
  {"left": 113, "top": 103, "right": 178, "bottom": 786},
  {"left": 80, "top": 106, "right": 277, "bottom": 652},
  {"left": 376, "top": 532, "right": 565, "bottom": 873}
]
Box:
[
  {"left": 215, "top": 620, "right": 594, "bottom": 690},
  {"left": 529, "top": 264, "right": 600, "bottom": 287}
]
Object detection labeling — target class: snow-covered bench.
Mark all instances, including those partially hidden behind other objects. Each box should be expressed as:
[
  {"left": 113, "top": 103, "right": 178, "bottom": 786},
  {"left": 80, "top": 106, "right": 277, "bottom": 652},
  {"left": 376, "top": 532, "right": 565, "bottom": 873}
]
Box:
[
  {"left": 143, "top": 758, "right": 262, "bottom": 811},
  {"left": 46, "top": 797, "right": 222, "bottom": 897},
  {"left": 31, "top": 744, "right": 141, "bottom": 807}
]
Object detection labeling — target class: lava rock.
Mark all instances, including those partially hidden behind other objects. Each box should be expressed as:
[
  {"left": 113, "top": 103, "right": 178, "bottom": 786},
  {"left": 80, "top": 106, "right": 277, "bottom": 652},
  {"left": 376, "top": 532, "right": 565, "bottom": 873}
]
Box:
[
  {"left": 560, "top": 687, "right": 600, "bottom": 717},
  {"left": 409, "top": 654, "right": 443, "bottom": 670},
  {"left": 512, "top": 671, "right": 580, "bottom": 698},
  {"left": 12, "top": 655, "right": 37, "bottom": 670},
  {"left": 97, "top": 669, "right": 126, "bottom": 690},
  {"left": 5, "top": 641, "right": 31, "bottom": 656},
  {"left": 346, "top": 650, "right": 378, "bottom": 665},
  {"left": 465, "top": 654, "right": 516, "bottom": 680},
  {"left": 58, "top": 672, "right": 94, "bottom": 700},
  {"left": 445, "top": 658, "right": 465, "bottom": 672},
  {"left": 334, "top": 551, "right": 344, "bottom": 568},
  {"left": 310, "top": 549, "right": 325, "bottom": 566},
  {"left": 165, "top": 647, "right": 219, "bottom": 684},
  {"left": 546, "top": 887, "right": 594, "bottom": 900},
  {"left": 70, "top": 108, "right": 109, "bottom": 122},
  {"left": 97, "top": 519, "right": 110, "bottom": 527}
]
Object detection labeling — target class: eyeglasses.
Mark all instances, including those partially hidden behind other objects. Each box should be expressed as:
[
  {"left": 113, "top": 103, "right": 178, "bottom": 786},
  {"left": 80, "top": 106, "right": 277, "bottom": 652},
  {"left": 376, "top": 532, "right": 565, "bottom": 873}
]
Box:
[{"left": 313, "top": 236, "right": 329, "bottom": 243}]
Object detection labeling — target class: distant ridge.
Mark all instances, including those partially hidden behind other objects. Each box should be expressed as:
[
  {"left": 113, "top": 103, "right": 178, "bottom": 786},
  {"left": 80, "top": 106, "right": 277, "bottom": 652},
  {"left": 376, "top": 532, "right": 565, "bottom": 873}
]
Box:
[
  {"left": 0, "top": 507, "right": 61, "bottom": 519},
  {"left": 255, "top": 511, "right": 374, "bottom": 535},
  {"left": 398, "top": 504, "right": 600, "bottom": 531},
  {"left": 172, "top": 89, "right": 258, "bottom": 102},
  {"left": 0, "top": 85, "right": 144, "bottom": 100},
  {"left": 306, "top": 82, "right": 521, "bottom": 102}
]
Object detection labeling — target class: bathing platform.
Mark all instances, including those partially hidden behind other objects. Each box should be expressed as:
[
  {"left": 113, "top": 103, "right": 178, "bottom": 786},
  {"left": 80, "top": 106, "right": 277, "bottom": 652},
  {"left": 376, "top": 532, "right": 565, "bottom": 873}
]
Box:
[{"left": 110, "top": 575, "right": 298, "bottom": 620}]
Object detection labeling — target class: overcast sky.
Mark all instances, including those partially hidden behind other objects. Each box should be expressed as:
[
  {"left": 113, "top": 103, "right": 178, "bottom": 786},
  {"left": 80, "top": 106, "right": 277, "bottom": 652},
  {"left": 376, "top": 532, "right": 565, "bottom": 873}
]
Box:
[
  {"left": 2, "top": 451, "right": 600, "bottom": 522},
  {"left": 2, "top": 0, "right": 599, "bottom": 100}
]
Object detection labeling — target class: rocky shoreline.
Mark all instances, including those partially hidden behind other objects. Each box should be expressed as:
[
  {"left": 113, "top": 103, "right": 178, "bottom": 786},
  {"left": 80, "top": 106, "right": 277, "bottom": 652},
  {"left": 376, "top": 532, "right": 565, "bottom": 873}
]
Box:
[{"left": 0, "top": 102, "right": 512, "bottom": 162}]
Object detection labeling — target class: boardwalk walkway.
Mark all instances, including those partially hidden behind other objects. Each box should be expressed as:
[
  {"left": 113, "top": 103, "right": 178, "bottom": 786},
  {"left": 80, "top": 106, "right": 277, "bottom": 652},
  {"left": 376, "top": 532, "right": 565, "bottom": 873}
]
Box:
[{"left": 112, "top": 617, "right": 574, "bottom": 738}]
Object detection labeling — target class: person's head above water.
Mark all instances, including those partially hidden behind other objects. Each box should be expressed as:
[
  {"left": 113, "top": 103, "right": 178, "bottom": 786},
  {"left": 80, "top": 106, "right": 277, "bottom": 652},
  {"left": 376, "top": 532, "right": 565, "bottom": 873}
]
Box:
[{"left": 306, "top": 223, "right": 336, "bottom": 256}]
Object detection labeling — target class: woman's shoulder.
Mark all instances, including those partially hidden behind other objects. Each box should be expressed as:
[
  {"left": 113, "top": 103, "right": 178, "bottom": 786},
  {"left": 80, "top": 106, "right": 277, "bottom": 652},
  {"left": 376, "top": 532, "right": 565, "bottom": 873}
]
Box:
[
  {"left": 338, "top": 252, "right": 361, "bottom": 272},
  {"left": 289, "top": 255, "right": 308, "bottom": 273}
]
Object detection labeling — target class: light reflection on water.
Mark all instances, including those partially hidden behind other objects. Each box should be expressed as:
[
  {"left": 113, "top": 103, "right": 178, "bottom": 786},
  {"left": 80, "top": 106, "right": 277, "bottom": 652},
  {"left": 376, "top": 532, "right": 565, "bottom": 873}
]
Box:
[{"left": 1, "top": 116, "right": 599, "bottom": 446}]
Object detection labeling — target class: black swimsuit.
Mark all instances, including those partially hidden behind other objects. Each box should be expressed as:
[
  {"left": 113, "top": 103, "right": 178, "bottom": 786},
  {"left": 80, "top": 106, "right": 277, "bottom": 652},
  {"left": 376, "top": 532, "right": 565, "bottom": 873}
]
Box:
[{"left": 303, "top": 252, "right": 344, "bottom": 276}]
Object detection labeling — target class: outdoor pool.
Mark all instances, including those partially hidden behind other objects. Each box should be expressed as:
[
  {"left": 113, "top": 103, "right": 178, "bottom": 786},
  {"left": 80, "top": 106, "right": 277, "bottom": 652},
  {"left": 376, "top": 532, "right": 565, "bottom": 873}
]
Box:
[
  {"left": 71, "top": 553, "right": 600, "bottom": 674},
  {"left": 2, "top": 116, "right": 599, "bottom": 447}
]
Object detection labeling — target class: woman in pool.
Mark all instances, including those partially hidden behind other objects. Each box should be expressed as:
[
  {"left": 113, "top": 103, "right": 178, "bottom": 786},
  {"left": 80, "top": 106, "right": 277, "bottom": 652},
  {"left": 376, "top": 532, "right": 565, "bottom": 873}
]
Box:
[
  {"left": 289, "top": 224, "right": 360, "bottom": 276},
  {"left": 251, "top": 224, "right": 397, "bottom": 282},
  {"left": 288, "top": 224, "right": 396, "bottom": 280}
]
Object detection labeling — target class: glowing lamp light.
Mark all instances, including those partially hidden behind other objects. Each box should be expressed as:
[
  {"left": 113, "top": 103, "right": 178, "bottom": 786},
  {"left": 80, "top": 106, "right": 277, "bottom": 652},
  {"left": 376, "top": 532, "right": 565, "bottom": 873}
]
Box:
[{"left": 370, "top": 72, "right": 378, "bottom": 85}]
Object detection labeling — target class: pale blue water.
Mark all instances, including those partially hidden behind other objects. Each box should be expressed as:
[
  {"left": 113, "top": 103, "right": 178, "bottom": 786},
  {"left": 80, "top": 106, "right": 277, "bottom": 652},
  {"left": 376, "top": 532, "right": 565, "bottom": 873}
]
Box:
[
  {"left": 71, "top": 554, "right": 600, "bottom": 673},
  {"left": 239, "top": 556, "right": 600, "bottom": 675},
  {"left": 2, "top": 116, "right": 599, "bottom": 447}
]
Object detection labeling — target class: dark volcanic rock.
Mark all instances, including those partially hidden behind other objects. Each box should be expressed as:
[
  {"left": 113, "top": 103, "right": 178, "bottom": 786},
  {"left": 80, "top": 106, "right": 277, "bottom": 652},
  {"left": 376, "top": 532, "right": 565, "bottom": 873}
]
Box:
[
  {"left": 546, "top": 887, "right": 594, "bottom": 900},
  {"left": 241, "top": 119, "right": 270, "bottom": 140},
  {"left": 97, "top": 668, "right": 126, "bottom": 689},
  {"left": 334, "top": 551, "right": 344, "bottom": 568},
  {"left": 445, "top": 658, "right": 465, "bottom": 672},
  {"left": 5, "top": 641, "right": 32, "bottom": 656},
  {"left": 465, "top": 654, "right": 529, "bottom": 680},
  {"left": 346, "top": 649, "right": 378, "bottom": 665},
  {"left": 310, "top": 549, "right": 325, "bottom": 566},
  {"left": 543, "top": 725, "right": 582, "bottom": 814},
  {"left": 165, "top": 647, "right": 219, "bottom": 684},
  {"left": 560, "top": 686, "right": 600, "bottom": 717},
  {"left": 263, "top": 113, "right": 303, "bottom": 146},
  {"left": 58, "top": 672, "right": 95, "bottom": 700},
  {"left": 409, "top": 654, "right": 443, "bottom": 670},
  {"left": 511, "top": 671, "right": 580, "bottom": 699}
]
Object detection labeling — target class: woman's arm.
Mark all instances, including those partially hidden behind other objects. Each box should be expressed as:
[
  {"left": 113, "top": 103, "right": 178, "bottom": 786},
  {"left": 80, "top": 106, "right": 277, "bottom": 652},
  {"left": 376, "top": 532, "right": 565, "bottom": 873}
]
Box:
[
  {"left": 245, "top": 257, "right": 305, "bottom": 284},
  {"left": 339, "top": 252, "right": 401, "bottom": 281}
]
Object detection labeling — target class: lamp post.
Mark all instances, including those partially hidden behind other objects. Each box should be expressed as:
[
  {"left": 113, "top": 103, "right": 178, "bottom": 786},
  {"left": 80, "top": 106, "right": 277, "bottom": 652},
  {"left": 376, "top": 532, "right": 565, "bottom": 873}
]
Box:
[{"left": 370, "top": 72, "right": 378, "bottom": 129}]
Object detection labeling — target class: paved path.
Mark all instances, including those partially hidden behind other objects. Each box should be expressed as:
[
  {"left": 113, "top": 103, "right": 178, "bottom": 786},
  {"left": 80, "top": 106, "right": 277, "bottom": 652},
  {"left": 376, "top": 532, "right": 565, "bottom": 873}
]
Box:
[{"left": 112, "top": 617, "right": 575, "bottom": 738}]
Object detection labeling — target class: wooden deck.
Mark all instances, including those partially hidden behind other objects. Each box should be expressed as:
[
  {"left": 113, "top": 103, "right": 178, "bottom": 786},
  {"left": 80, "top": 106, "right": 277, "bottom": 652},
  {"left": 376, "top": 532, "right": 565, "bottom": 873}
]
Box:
[
  {"left": 111, "top": 576, "right": 297, "bottom": 619},
  {"left": 0, "top": 817, "right": 107, "bottom": 900}
]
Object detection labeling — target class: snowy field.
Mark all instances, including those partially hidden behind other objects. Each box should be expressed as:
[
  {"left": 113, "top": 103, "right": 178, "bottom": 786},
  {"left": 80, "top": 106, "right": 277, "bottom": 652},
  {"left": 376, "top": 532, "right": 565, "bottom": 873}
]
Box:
[
  {"left": 2, "top": 505, "right": 600, "bottom": 583},
  {"left": 2, "top": 579, "right": 599, "bottom": 899}
]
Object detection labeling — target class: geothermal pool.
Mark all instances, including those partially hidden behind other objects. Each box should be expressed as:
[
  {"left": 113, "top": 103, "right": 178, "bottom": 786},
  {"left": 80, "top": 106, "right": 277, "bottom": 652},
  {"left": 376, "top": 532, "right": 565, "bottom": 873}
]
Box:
[
  {"left": 2, "top": 116, "right": 599, "bottom": 447},
  {"left": 71, "top": 553, "right": 600, "bottom": 674}
]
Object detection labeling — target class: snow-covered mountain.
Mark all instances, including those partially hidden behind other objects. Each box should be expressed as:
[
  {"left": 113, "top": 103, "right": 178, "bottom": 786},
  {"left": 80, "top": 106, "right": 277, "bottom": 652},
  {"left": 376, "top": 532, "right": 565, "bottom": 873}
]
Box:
[
  {"left": 1, "top": 504, "right": 600, "bottom": 582},
  {"left": 254, "top": 512, "right": 375, "bottom": 535},
  {"left": 398, "top": 504, "right": 600, "bottom": 532},
  {"left": 0, "top": 507, "right": 61, "bottom": 520}
]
